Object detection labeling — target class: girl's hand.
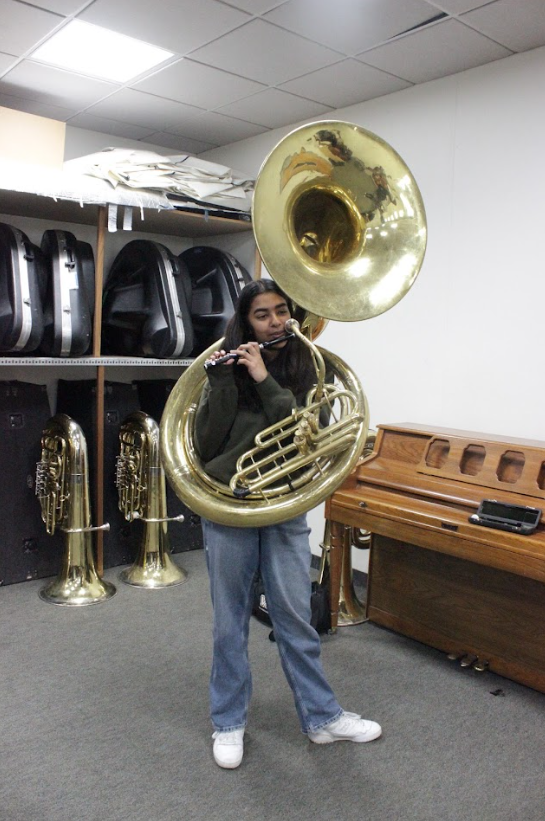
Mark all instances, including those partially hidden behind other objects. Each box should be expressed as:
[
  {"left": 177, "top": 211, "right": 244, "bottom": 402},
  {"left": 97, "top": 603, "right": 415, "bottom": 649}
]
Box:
[
  {"left": 235, "top": 342, "right": 268, "bottom": 383},
  {"left": 204, "top": 349, "right": 236, "bottom": 368}
]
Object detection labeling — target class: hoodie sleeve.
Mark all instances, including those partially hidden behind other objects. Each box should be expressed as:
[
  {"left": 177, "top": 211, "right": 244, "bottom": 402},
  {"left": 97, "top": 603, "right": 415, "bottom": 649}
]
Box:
[{"left": 194, "top": 366, "right": 239, "bottom": 462}]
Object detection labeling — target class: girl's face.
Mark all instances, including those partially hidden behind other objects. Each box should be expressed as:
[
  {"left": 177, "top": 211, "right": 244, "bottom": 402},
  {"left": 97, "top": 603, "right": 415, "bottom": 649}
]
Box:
[{"left": 247, "top": 291, "right": 291, "bottom": 345}]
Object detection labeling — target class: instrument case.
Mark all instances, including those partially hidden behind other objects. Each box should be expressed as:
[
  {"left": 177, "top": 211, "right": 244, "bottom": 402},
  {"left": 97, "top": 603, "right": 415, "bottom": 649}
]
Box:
[
  {"left": 56, "top": 379, "right": 142, "bottom": 570},
  {"left": 0, "top": 222, "right": 47, "bottom": 354},
  {"left": 0, "top": 381, "right": 64, "bottom": 584},
  {"left": 102, "top": 240, "right": 194, "bottom": 358},
  {"left": 39, "top": 229, "right": 95, "bottom": 356},
  {"left": 179, "top": 246, "right": 251, "bottom": 354}
]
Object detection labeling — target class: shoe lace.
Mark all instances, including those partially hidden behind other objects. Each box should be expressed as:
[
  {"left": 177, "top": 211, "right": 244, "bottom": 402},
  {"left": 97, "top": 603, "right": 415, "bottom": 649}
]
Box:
[
  {"left": 213, "top": 730, "right": 243, "bottom": 745},
  {"left": 335, "top": 712, "right": 363, "bottom": 731}
]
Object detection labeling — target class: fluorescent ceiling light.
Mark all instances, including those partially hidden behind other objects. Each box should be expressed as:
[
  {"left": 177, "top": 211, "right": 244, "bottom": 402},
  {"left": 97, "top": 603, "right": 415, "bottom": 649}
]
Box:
[{"left": 31, "top": 20, "right": 173, "bottom": 83}]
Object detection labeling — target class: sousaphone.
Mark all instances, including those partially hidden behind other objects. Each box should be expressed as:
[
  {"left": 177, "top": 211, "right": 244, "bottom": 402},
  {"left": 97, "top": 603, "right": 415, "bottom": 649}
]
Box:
[{"left": 160, "top": 121, "right": 427, "bottom": 526}]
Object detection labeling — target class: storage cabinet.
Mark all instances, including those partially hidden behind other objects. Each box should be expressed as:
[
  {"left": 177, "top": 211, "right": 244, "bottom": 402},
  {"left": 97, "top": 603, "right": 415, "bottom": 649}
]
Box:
[{"left": 0, "top": 185, "right": 255, "bottom": 577}]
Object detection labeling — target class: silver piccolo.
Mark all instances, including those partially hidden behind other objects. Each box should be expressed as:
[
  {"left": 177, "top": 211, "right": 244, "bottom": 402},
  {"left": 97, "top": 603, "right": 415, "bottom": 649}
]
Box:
[{"left": 204, "top": 333, "right": 295, "bottom": 370}]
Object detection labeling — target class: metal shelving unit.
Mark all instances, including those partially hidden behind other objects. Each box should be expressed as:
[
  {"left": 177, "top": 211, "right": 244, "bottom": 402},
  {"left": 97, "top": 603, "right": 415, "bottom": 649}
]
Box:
[
  {"left": 0, "top": 183, "right": 253, "bottom": 571},
  {"left": 0, "top": 357, "right": 195, "bottom": 366}
]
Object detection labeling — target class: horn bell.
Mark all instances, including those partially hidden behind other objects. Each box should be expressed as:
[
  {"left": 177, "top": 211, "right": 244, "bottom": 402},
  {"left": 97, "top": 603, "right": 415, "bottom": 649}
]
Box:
[{"left": 252, "top": 120, "right": 427, "bottom": 322}]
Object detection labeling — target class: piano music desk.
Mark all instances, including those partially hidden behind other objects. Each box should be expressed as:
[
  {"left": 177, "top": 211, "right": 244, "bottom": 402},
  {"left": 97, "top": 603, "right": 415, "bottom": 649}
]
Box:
[{"left": 325, "top": 423, "right": 545, "bottom": 694}]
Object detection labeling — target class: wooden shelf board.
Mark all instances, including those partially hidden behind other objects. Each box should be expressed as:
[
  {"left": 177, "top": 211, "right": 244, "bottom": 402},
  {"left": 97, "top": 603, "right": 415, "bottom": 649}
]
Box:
[{"left": 0, "top": 188, "right": 252, "bottom": 237}]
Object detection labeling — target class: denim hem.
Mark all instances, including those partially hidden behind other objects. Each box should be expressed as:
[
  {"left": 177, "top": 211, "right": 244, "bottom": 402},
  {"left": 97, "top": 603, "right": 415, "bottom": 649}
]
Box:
[
  {"left": 303, "top": 708, "right": 344, "bottom": 735},
  {"left": 212, "top": 723, "right": 246, "bottom": 733}
]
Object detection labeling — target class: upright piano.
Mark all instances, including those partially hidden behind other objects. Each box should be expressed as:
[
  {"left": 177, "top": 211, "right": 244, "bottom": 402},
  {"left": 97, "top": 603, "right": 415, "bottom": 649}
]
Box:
[{"left": 325, "top": 423, "right": 545, "bottom": 694}]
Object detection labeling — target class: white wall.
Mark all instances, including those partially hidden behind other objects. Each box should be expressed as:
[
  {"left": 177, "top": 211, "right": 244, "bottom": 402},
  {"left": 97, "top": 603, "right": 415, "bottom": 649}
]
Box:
[{"left": 197, "top": 46, "right": 545, "bottom": 568}]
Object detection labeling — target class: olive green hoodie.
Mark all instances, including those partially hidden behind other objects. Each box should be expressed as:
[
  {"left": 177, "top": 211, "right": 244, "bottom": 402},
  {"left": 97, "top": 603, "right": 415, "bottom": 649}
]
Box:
[{"left": 194, "top": 365, "right": 297, "bottom": 485}]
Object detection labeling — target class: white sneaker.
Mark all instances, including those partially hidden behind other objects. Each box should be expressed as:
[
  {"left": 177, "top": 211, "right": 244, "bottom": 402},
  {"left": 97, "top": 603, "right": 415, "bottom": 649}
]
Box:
[
  {"left": 308, "top": 712, "right": 382, "bottom": 744},
  {"left": 212, "top": 729, "right": 245, "bottom": 769}
]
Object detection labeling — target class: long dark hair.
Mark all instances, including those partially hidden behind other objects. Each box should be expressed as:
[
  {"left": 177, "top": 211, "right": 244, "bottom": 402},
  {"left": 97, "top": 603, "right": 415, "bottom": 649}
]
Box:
[{"left": 223, "top": 279, "right": 317, "bottom": 409}]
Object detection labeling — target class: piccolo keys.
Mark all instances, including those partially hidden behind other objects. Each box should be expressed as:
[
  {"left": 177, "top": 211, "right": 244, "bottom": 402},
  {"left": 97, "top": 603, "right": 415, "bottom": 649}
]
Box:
[{"left": 204, "top": 333, "right": 295, "bottom": 370}]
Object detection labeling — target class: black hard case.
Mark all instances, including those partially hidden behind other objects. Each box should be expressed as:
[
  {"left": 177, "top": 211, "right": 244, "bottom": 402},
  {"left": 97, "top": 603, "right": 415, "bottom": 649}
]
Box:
[
  {"left": 0, "top": 223, "right": 46, "bottom": 354},
  {"left": 180, "top": 246, "right": 251, "bottom": 354},
  {"left": 39, "top": 229, "right": 95, "bottom": 356},
  {"left": 101, "top": 240, "right": 194, "bottom": 358},
  {"left": 0, "top": 381, "right": 64, "bottom": 585}
]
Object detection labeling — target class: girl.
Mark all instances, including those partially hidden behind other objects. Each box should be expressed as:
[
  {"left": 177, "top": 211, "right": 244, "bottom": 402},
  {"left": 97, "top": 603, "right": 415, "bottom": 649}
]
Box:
[{"left": 195, "top": 279, "right": 381, "bottom": 769}]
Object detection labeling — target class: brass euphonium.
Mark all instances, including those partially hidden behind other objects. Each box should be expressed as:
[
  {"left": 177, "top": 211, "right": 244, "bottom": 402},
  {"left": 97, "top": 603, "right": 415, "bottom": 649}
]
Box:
[
  {"left": 160, "top": 121, "right": 427, "bottom": 527},
  {"left": 35, "top": 413, "right": 115, "bottom": 606},
  {"left": 116, "top": 411, "right": 188, "bottom": 588}
]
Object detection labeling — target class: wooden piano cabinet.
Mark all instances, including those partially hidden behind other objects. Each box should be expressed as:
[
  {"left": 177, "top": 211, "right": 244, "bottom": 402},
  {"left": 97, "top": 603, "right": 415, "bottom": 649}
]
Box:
[
  {"left": 326, "top": 423, "right": 545, "bottom": 694},
  {"left": 367, "top": 534, "right": 545, "bottom": 694}
]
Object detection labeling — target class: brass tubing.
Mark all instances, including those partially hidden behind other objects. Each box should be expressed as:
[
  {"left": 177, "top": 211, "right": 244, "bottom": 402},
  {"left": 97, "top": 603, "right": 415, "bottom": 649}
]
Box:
[{"left": 328, "top": 520, "right": 345, "bottom": 633}]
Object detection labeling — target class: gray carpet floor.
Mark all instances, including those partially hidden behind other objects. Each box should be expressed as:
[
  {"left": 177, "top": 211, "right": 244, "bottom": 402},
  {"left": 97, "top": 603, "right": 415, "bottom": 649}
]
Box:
[{"left": 1, "top": 548, "right": 544, "bottom": 821}]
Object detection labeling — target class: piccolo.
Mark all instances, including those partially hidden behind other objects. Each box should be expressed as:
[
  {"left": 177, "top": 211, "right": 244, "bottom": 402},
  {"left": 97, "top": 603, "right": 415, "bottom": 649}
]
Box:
[{"left": 204, "top": 333, "right": 295, "bottom": 370}]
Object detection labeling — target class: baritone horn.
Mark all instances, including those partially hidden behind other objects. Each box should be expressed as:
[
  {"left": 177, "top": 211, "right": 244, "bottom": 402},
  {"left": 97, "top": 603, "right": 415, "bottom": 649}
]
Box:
[
  {"left": 160, "top": 121, "right": 427, "bottom": 527},
  {"left": 35, "top": 413, "right": 115, "bottom": 606},
  {"left": 116, "top": 411, "right": 188, "bottom": 588}
]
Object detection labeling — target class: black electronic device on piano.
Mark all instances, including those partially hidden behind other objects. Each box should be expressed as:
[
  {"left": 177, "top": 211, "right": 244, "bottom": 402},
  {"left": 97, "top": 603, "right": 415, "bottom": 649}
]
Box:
[{"left": 469, "top": 499, "right": 541, "bottom": 535}]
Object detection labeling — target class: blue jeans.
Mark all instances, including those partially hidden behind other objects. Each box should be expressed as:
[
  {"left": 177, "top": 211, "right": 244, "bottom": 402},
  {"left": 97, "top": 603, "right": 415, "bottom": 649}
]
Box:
[{"left": 202, "top": 514, "right": 342, "bottom": 734}]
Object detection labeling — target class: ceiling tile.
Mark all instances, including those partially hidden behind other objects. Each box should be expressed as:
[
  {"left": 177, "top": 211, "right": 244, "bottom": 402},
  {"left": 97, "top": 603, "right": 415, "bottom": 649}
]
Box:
[
  {"left": 79, "top": 0, "right": 250, "bottom": 55},
  {"left": 0, "top": 0, "right": 62, "bottom": 57},
  {"left": 360, "top": 18, "right": 512, "bottom": 83},
  {"left": 66, "top": 112, "right": 157, "bottom": 141},
  {"left": 134, "top": 58, "right": 265, "bottom": 109},
  {"left": 143, "top": 131, "right": 218, "bottom": 154},
  {"left": 86, "top": 88, "right": 205, "bottom": 131},
  {"left": 217, "top": 87, "right": 331, "bottom": 128},
  {"left": 223, "top": 0, "right": 287, "bottom": 12},
  {"left": 431, "top": 0, "right": 490, "bottom": 12},
  {"left": 0, "top": 0, "right": 543, "bottom": 157},
  {"left": 0, "top": 60, "right": 119, "bottom": 111},
  {"left": 0, "top": 52, "right": 18, "bottom": 73},
  {"left": 166, "top": 111, "right": 268, "bottom": 143},
  {"left": 29, "top": 0, "right": 88, "bottom": 14},
  {"left": 279, "top": 58, "right": 412, "bottom": 108},
  {"left": 264, "top": 0, "right": 440, "bottom": 55},
  {"left": 190, "top": 19, "right": 342, "bottom": 85},
  {"left": 0, "top": 91, "right": 73, "bottom": 120},
  {"left": 462, "top": 0, "right": 545, "bottom": 51}
]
